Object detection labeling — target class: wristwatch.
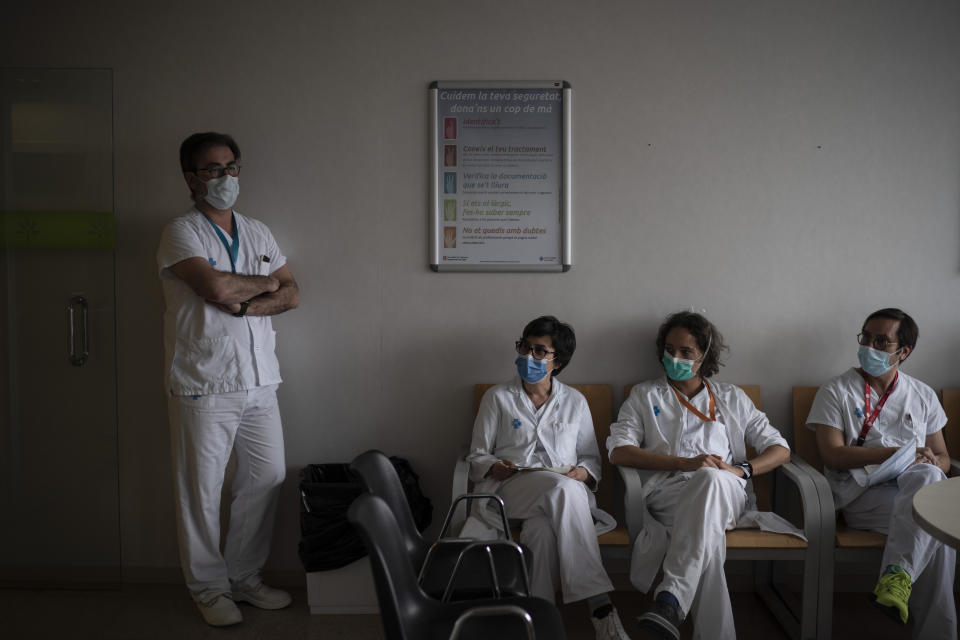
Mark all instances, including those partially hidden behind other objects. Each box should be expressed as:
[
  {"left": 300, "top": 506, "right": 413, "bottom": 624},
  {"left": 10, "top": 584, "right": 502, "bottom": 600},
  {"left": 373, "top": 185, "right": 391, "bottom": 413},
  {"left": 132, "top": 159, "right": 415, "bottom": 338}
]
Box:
[
  {"left": 737, "top": 461, "right": 754, "bottom": 479},
  {"left": 233, "top": 300, "right": 251, "bottom": 317}
]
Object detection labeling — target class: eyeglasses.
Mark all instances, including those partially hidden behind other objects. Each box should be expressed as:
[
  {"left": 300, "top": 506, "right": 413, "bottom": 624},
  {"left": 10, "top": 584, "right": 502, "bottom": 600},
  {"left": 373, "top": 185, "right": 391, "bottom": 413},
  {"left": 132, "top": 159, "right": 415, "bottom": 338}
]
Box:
[
  {"left": 193, "top": 164, "right": 241, "bottom": 179},
  {"left": 857, "top": 332, "right": 898, "bottom": 351},
  {"left": 515, "top": 339, "right": 556, "bottom": 361}
]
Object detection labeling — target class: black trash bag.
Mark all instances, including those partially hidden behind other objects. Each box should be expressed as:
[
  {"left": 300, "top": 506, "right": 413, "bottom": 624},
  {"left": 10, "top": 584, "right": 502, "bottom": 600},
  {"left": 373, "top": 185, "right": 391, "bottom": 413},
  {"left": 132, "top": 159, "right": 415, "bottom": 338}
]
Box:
[
  {"left": 388, "top": 455, "right": 433, "bottom": 533},
  {"left": 298, "top": 463, "right": 365, "bottom": 572},
  {"left": 298, "top": 457, "right": 433, "bottom": 572}
]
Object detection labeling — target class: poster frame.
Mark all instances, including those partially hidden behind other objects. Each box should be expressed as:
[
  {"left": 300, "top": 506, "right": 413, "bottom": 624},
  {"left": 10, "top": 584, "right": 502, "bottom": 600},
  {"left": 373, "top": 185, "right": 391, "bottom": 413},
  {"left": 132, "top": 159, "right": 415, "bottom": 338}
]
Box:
[{"left": 429, "top": 80, "right": 572, "bottom": 272}]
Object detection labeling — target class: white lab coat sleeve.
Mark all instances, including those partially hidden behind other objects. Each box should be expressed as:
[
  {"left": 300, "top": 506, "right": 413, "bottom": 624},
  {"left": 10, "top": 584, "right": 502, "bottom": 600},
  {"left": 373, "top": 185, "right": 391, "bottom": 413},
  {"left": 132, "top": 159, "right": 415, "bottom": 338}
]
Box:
[
  {"left": 247, "top": 217, "right": 287, "bottom": 273},
  {"left": 805, "top": 383, "right": 845, "bottom": 434},
  {"left": 737, "top": 387, "right": 789, "bottom": 454},
  {"left": 606, "top": 386, "right": 646, "bottom": 455},
  {"left": 572, "top": 393, "right": 602, "bottom": 487},
  {"left": 157, "top": 216, "right": 206, "bottom": 275},
  {"left": 466, "top": 387, "right": 502, "bottom": 484},
  {"left": 919, "top": 384, "right": 948, "bottom": 436}
]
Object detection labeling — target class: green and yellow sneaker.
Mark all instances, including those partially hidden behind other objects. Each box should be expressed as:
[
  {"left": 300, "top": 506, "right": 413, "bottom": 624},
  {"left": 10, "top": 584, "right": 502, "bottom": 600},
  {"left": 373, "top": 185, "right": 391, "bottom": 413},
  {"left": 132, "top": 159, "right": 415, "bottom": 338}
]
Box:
[{"left": 870, "top": 565, "right": 911, "bottom": 624}]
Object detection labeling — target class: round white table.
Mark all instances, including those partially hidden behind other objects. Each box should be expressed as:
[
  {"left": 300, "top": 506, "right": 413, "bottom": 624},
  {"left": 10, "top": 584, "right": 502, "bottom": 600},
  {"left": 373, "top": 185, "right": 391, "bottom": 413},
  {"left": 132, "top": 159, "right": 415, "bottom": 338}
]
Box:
[{"left": 912, "top": 475, "right": 960, "bottom": 549}]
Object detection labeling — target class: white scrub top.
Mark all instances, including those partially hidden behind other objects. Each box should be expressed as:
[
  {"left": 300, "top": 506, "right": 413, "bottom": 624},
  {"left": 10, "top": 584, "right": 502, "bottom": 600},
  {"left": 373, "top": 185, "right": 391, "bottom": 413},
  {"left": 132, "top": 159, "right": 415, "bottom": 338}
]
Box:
[
  {"left": 157, "top": 209, "right": 287, "bottom": 396},
  {"left": 806, "top": 367, "right": 946, "bottom": 509}
]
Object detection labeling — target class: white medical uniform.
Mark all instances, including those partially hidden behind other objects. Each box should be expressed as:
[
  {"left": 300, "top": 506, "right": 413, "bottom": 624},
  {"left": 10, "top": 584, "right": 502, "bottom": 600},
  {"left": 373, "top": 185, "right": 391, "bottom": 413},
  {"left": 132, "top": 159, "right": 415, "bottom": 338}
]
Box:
[
  {"left": 465, "top": 376, "right": 616, "bottom": 604},
  {"left": 157, "top": 209, "right": 288, "bottom": 603},
  {"left": 607, "top": 377, "right": 790, "bottom": 640},
  {"left": 806, "top": 367, "right": 957, "bottom": 640}
]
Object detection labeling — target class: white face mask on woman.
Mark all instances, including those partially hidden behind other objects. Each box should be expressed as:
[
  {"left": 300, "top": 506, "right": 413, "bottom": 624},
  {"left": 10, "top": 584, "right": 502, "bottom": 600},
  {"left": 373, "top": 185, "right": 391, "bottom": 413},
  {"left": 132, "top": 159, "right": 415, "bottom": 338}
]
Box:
[{"left": 202, "top": 175, "right": 239, "bottom": 210}]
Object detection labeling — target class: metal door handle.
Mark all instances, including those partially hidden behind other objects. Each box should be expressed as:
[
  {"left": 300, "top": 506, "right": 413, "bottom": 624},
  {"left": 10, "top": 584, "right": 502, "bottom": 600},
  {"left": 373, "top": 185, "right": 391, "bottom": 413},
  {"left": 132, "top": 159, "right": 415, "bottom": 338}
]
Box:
[{"left": 68, "top": 295, "right": 89, "bottom": 366}]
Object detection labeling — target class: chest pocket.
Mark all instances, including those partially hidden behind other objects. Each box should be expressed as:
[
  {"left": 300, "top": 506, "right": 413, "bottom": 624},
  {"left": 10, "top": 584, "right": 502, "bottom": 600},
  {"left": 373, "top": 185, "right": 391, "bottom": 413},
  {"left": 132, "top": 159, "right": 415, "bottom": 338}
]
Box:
[
  {"left": 239, "top": 246, "right": 271, "bottom": 276},
  {"left": 703, "top": 420, "right": 732, "bottom": 459},
  {"left": 548, "top": 421, "right": 579, "bottom": 464},
  {"left": 680, "top": 417, "right": 732, "bottom": 460}
]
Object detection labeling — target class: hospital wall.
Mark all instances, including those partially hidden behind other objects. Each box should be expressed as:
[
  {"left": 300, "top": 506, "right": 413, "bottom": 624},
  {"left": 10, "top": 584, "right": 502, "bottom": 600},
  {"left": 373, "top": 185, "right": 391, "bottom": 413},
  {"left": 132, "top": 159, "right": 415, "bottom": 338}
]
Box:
[{"left": 3, "top": 0, "right": 959, "bottom": 582}]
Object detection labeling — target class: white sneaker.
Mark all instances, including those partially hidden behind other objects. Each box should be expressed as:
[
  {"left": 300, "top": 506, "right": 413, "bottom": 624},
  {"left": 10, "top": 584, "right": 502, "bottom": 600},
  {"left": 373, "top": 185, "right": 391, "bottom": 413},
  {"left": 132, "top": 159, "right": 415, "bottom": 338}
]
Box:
[
  {"left": 197, "top": 595, "right": 242, "bottom": 626},
  {"left": 592, "top": 606, "right": 632, "bottom": 640},
  {"left": 231, "top": 577, "right": 293, "bottom": 610}
]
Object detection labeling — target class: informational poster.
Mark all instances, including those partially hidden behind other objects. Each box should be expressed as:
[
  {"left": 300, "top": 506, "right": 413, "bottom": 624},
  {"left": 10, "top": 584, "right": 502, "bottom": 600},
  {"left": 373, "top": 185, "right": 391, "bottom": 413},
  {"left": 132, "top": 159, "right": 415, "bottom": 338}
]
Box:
[{"left": 430, "top": 81, "right": 572, "bottom": 271}]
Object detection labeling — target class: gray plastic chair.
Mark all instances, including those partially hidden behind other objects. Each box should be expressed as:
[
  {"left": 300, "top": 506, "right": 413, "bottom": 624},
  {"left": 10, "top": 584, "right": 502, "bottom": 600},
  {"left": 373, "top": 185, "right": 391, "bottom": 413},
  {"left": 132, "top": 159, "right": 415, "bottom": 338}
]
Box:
[
  {"left": 348, "top": 492, "right": 567, "bottom": 640},
  {"left": 350, "top": 449, "right": 532, "bottom": 601}
]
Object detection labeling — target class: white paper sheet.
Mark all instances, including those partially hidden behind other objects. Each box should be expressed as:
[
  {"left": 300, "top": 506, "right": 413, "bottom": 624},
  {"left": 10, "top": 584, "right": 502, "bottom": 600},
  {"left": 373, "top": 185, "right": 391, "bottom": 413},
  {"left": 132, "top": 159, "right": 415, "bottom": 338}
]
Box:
[{"left": 850, "top": 444, "right": 915, "bottom": 487}]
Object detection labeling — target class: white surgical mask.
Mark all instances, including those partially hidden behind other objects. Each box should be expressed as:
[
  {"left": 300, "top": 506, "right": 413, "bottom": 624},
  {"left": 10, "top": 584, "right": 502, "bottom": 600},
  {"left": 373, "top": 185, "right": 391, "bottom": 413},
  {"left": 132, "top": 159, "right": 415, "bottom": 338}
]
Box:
[{"left": 202, "top": 175, "right": 239, "bottom": 210}]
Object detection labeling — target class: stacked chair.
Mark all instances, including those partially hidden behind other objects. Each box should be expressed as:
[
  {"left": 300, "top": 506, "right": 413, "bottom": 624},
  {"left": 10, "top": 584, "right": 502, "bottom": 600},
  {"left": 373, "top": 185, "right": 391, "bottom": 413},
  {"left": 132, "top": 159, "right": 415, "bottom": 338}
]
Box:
[{"left": 348, "top": 449, "right": 567, "bottom": 639}]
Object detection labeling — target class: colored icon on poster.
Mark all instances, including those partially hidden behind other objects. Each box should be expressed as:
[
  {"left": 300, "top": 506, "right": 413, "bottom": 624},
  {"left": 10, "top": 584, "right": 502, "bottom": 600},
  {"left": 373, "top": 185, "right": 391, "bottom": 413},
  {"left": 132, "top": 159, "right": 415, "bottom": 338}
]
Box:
[{"left": 443, "top": 199, "right": 457, "bottom": 221}]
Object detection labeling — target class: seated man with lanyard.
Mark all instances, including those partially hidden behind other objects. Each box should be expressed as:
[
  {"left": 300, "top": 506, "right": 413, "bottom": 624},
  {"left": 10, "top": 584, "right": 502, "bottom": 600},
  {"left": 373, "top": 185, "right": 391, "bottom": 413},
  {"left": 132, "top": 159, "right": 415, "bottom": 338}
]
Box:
[{"left": 807, "top": 308, "right": 956, "bottom": 639}]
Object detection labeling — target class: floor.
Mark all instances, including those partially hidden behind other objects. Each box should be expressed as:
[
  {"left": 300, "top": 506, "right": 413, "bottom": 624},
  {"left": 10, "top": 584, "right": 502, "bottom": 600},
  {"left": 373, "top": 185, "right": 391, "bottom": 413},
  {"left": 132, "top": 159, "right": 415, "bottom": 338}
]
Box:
[{"left": 2, "top": 584, "right": 952, "bottom": 639}]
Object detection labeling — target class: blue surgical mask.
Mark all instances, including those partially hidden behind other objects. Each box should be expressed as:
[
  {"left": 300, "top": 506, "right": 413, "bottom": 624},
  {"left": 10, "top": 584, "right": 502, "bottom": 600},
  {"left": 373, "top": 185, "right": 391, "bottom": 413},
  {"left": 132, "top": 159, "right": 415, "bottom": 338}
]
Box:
[
  {"left": 858, "top": 345, "right": 900, "bottom": 376},
  {"left": 515, "top": 355, "right": 550, "bottom": 384},
  {"left": 662, "top": 353, "right": 697, "bottom": 381}
]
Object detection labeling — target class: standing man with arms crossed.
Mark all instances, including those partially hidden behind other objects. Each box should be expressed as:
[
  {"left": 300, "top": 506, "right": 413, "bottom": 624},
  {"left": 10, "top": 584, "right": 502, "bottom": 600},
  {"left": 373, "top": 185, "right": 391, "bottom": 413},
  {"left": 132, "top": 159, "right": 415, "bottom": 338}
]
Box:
[
  {"left": 807, "top": 308, "right": 956, "bottom": 639},
  {"left": 157, "top": 132, "right": 300, "bottom": 626}
]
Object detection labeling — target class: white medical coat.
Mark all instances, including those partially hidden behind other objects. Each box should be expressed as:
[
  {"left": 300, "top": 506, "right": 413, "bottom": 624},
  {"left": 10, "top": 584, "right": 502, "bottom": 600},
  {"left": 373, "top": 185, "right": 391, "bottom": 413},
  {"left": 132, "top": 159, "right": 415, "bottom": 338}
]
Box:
[
  {"left": 607, "top": 377, "right": 793, "bottom": 591},
  {"left": 157, "top": 209, "right": 288, "bottom": 396},
  {"left": 463, "top": 376, "right": 616, "bottom": 537},
  {"left": 607, "top": 377, "right": 789, "bottom": 504},
  {"left": 467, "top": 375, "right": 602, "bottom": 488}
]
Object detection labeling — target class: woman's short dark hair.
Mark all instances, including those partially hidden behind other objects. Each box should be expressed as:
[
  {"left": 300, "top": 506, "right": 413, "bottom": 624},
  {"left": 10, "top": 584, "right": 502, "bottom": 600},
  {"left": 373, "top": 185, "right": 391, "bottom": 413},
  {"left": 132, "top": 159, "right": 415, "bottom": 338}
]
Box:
[
  {"left": 179, "top": 132, "right": 241, "bottom": 173},
  {"left": 655, "top": 311, "right": 728, "bottom": 378},
  {"left": 863, "top": 308, "right": 918, "bottom": 357},
  {"left": 521, "top": 315, "right": 576, "bottom": 377}
]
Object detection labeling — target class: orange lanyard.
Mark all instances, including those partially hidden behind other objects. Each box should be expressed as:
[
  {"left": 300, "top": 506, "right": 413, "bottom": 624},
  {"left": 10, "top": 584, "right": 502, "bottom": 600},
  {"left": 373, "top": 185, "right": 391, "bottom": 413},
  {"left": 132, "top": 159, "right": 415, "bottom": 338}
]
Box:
[
  {"left": 670, "top": 380, "right": 716, "bottom": 423},
  {"left": 856, "top": 370, "right": 898, "bottom": 446}
]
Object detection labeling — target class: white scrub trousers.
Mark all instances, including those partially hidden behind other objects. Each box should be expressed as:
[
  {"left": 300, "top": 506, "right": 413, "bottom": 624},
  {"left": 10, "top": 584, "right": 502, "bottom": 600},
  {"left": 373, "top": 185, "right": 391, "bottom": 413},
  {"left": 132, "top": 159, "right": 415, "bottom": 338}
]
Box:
[
  {"left": 168, "top": 384, "right": 286, "bottom": 602},
  {"left": 645, "top": 467, "right": 747, "bottom": 640},
  {"left": 843, "top": 463, "right": 958, "bottom": 640},
  {"left": 497, "top": 471, "right": 613, "bottom": 604}
]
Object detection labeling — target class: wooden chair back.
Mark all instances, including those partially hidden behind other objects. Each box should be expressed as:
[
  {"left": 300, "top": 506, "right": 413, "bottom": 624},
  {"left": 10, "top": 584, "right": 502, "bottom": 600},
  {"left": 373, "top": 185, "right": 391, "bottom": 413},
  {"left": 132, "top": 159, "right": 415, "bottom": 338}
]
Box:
[
  {"left": 941, "top": 389, "right": 960, "bottom": 461},
  {"left": 791, "top": 387, "right": 823, "bottom": 471}
]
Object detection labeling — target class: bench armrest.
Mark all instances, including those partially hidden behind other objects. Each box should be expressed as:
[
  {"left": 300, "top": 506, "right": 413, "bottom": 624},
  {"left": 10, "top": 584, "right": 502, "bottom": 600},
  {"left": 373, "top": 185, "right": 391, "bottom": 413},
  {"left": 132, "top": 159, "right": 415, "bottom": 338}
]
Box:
[
  {"left": 448, "top": 455, "right": 472, "bottom": 534},
  {"left": 787, "top": 454, "right": 836, "bottom": 548},
  {"left": 617, "top": 465, "right": 646, "bottom": 542},
  {"left": 773, "top": 458, "right": 825, "bottom": 541}
]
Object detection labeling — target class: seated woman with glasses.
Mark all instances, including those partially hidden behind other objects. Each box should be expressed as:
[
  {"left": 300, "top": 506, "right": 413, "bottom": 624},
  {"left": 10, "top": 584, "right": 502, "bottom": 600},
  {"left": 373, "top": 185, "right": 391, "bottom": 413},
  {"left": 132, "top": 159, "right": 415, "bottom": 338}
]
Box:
[{"left": 464, "top": 315, "right": 632, "bottom": 640}]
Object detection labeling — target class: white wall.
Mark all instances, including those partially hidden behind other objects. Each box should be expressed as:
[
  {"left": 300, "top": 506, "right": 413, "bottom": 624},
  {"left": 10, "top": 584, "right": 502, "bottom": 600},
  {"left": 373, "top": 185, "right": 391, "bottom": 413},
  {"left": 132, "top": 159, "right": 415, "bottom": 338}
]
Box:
[{"left": 4, "top": 0, "right": 960, "bottom": 580}]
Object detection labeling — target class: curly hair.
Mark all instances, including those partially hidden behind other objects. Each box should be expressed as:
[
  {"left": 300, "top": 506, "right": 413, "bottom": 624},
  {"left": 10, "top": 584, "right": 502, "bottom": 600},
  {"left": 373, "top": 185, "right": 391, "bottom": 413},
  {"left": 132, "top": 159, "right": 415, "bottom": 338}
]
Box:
[{"left": 655, "top": 311, "right": 728, "bottom": 378}]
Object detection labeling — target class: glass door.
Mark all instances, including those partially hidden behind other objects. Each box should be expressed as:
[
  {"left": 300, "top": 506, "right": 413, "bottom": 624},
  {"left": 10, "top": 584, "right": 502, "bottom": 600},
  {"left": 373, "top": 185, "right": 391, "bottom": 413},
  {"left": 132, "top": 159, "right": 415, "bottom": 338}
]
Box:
[{"left": 0, "top": 68, "right": 119, "bottom": 585}]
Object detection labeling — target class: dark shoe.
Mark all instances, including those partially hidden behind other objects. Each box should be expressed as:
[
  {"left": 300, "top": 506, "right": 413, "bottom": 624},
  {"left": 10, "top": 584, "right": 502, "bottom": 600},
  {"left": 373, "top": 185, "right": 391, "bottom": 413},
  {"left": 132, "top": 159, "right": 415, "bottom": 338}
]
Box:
[{"left": 636, "top": 600, "right": 680, "bottom": 640}]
